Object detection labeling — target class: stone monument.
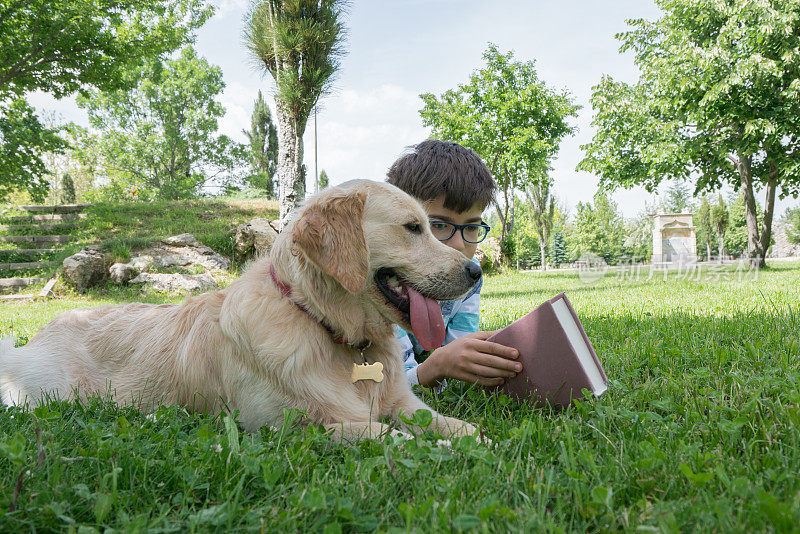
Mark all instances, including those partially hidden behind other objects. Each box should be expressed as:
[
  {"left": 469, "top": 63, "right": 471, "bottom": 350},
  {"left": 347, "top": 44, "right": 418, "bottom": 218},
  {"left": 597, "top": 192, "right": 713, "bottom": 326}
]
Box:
[{"left": 652, "top": 213, "right": 697, "bottom": 264}]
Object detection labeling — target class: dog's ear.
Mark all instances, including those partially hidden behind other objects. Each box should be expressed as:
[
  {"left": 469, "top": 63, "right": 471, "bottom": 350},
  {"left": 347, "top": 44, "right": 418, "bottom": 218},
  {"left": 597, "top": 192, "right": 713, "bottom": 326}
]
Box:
[{"left": 292, "top": 191, "right": 369, "bottom": 293}]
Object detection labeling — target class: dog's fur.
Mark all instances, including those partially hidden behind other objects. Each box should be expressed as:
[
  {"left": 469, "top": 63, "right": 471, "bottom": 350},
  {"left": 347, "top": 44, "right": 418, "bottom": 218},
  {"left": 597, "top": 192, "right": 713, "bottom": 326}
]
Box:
[{"left": 0, "top": 180, "right": 482, "bottom": 442}]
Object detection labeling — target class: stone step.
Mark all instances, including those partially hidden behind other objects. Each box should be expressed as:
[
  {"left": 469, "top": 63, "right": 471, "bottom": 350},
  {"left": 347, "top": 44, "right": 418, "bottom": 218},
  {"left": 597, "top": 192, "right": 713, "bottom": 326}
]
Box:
[
  {"left": 0, "top": 277, "right": 46, "bottom": 290},
  {"left": 0, "top": 235, "right": 76, "bottom": 244},
  {"left": 0, "top": 293, "right": 34, "bottom": 301},
  {"left": 20, "top": 204, "right": 90, "bottom": 214},
  {"left": 0, "top": 222, "right": 80, "bottom": 232},
  {"left": 3, "top": 213, "right": 87, "bottom": 222},
  {"left": 0, "top": 260, "right": 60, "bottom": 270},
  {"left": 0, "top": 248, "right": 57, "bottom": 257}
]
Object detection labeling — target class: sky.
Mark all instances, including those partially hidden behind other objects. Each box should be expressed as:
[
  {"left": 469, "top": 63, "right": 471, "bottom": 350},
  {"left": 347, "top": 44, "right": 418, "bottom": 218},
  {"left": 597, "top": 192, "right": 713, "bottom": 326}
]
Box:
[{"left": 28, "top": 0, "right": 798, "bottom": 218}]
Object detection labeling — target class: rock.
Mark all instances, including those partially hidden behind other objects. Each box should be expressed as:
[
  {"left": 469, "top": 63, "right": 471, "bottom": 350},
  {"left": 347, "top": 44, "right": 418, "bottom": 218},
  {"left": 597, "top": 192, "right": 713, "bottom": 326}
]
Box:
[
  {"left": 161, "top": 233, "right": 200, "bottom": 247},
  {"left": 474, "top": 248, "right": 490, "bottom": 270},
  {"left": 140, "top": 233, "right": 230, "bottom": 271},
  {"left": 109, "top": 262, "right": 138, "bottom": 284},
  {"left": 129, "top": 272, "right": 219, "bottom": 293},
  {"left": 130, "top": 255, "right": 155, "bottom": 271},
  {"left": 62, "top": 248, "right": 107, "bottom": 291},
  {"left": 235, "top": 218, "right": 278, "bottom": 257}
]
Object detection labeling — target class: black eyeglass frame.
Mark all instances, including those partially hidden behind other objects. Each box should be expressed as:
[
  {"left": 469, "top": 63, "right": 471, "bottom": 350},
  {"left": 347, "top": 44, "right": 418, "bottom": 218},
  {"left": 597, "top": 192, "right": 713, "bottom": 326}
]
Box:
[{"left": 429, "top": 220, "right": 492, "bottom": 244}]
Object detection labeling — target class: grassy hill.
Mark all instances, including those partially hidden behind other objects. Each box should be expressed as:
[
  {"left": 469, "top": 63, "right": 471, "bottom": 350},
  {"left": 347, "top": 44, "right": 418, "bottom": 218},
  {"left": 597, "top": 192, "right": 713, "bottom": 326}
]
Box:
[{"left": 0, "top": 197, "right": 279, "bottom": 285}]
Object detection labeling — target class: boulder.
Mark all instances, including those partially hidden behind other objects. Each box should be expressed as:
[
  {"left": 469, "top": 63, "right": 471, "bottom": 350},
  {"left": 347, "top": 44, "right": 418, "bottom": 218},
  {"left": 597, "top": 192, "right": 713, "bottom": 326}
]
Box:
[
  {"left": 62, "top": 247, "right": 107, "bottom": 291},
  {"left": 129, "top": 272, "right": 219, "bottom": 293},
  {"left": 161, "top": 233, "right": 200, "bottom": 247},
  {"left": 235, "top": 218, "right": 278, "bottom": 257},
  {"left": 130, "top": 234, "right": 230, "bottom": 272},
  {"left": 109, "top": 262, "right": 138, "bottom": 284}
]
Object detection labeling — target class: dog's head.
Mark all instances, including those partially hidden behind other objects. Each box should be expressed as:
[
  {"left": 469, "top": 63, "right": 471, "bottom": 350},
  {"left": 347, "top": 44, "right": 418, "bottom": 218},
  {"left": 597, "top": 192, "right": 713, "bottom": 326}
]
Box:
[{"left": 284, "top": 180, "right": 482, "bottom": 350}]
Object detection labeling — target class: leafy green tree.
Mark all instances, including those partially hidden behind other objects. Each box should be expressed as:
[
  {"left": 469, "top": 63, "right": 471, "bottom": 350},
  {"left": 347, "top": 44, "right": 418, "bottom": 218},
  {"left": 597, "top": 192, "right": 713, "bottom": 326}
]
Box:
[
  {"left": 572, "top": 191, "right": 626, "bottom": 265},
  {"left": 78, "top": 47, "right": 244, "bottom": 199},
  {"left": 318, "top": 169, "right": 329, "bottom": 190},
  {"left": 579, "top": 0, "right": 800, "bottom": 267},
  {"left": 711, "top": 194, "right": 730, "bottom": 262},
  {"left": 623, "top": 209, "right": 654, "bottom": 261},
  {"left": 0, "top": 0, "right": 212, "bottom": 99},
  {"left": 786, "top": 208, "right": 800, "bottom": 244},
  {"left": 0, "top": 98, "right": 67, "bottom": 202},
  {"left": 695, "top": 197, "right": 714, "bottom": 261},
  {"left": 549, "top": 228, "right": 568, "bottom": 267},
  {"left": 60, "top": 173, "right": 76, "bottom": 204},
  {"left": 524, "top": 175, "right": 555, "bottom": 270},
  {"left": 420, "top": 44, "right": 579, "bottom": 241},
  {"left": 660, "top": 181, "right": 693, "bottom": 214},
  {"left": 0, "top": 0, "right": 212, "bottom": 202},
  {"left": 243, "top": 90, "right": 278, "bottom": 197},
  {"left": 244, "top": 0, "right": 348, "bottom": 229}
]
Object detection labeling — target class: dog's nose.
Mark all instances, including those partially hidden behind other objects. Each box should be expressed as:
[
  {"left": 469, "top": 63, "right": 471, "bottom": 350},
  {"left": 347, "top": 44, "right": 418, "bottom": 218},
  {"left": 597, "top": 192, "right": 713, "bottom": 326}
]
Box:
[{"left": 465, "top": 261, "right": 482, "bottom": 281}]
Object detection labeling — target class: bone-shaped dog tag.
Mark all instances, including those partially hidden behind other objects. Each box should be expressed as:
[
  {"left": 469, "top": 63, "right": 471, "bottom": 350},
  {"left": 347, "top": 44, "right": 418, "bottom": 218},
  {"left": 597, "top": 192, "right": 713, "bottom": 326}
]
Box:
[{"left": 351, "top": 361, "right": 384, "bottom": 383}]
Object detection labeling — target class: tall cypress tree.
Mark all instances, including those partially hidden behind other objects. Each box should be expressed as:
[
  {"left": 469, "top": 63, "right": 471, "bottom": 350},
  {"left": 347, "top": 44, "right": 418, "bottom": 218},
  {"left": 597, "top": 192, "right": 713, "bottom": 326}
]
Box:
[
  {"left": 243, "top": 90, "right": 278, "bottom": 198},
  {"left": 60, "top": 173, "right": 76, "bottom": 204}
]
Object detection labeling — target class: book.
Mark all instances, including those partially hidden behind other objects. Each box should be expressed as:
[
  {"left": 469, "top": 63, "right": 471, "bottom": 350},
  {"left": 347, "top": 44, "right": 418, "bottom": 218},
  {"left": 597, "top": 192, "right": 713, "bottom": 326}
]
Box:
[{"left": 487, "top": 292, "right": 608, "bottom": 407}]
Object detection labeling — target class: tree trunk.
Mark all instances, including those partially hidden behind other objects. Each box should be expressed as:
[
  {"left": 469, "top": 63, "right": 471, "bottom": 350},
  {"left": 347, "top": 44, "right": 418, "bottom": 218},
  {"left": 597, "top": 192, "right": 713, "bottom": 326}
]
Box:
[
  {"left": 706, "top": 242, "right": 712, "bottom": 262},
  {"left": 540, "top": 243, "right": 547, "bottom": 271},
  {"left": 275, "top": 101, "right": 305, "bottom": 230},
  {"left": 737, "top": 152, "right": 779, "bottom": 268},
  {"left": 717, "top": 236, "right": 725, "bottom": 264}
]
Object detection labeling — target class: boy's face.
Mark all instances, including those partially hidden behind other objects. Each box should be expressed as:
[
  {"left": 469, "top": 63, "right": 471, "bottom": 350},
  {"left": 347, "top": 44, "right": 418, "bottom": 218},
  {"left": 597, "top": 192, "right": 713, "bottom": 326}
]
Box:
[{"left": 423, "top": 195, "right": 486, "bottom": 260}]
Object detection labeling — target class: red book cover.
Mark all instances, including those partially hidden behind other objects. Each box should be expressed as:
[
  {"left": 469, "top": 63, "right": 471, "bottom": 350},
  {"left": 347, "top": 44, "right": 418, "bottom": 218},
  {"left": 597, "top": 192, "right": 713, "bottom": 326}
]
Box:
[{"left": 487, "top": 293, "right": 608, "bottom": 407}]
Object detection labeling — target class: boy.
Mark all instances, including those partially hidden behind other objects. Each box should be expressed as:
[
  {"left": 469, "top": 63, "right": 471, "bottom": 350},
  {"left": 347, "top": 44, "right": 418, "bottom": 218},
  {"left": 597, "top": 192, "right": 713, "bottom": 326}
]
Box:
[{"left": 386, "top": 140, "right": 522, "bottom": 388}]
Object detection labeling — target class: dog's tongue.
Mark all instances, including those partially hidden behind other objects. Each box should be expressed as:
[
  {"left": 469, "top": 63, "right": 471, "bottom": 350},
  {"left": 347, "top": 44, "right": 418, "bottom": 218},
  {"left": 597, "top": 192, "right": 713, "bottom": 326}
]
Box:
[{"left": 406, "top": 286, "right": 445, "bottom": 351}]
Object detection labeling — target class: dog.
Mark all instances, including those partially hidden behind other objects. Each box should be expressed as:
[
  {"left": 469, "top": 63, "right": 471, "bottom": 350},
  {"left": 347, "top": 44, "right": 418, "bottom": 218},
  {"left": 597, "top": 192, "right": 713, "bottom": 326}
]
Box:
[{"left": 0, "top": 180, "right": 484, "bottom": 442}]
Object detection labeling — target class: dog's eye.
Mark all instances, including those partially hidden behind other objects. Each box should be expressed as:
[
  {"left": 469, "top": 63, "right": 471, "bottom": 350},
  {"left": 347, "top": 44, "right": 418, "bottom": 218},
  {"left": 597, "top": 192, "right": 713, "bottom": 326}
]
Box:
[{"left": 404, "top": 223, "right": 422, "bottom": 234}]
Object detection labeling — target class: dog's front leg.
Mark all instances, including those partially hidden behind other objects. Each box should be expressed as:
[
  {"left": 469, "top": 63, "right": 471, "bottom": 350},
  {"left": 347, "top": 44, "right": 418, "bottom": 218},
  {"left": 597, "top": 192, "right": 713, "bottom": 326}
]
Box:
[{"left": 391, "top": 391, "right": 478, "bottom": 440}]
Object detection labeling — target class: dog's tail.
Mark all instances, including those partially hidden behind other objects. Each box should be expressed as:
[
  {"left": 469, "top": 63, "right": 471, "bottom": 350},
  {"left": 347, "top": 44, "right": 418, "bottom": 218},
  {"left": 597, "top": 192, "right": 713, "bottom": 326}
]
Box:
[{"left": 0, "top": 336, "right": 16, "bottom": 405}]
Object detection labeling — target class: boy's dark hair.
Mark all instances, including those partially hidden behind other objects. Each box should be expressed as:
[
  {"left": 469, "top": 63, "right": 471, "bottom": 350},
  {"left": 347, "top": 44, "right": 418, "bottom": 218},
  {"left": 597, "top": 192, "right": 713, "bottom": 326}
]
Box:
[{"left": 387, "top": 139, "right": 496, "bottom": 213}]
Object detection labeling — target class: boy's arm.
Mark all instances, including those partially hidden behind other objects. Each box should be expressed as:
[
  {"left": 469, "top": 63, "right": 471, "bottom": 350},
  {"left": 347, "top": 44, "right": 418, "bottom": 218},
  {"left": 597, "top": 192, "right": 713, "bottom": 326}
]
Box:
[
  {"left": 396, "top": 325, "right": 422, "bottom": 386},
  {"left": 416, "top": 277, "right": 521, "bottom": 386}
]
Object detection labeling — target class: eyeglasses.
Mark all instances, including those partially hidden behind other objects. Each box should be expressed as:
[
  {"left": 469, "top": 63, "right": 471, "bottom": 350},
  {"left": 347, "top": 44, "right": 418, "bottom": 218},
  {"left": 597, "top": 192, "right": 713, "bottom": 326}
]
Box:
[{"left": 429, "top": 220, "right": 491, "bottom": 244}]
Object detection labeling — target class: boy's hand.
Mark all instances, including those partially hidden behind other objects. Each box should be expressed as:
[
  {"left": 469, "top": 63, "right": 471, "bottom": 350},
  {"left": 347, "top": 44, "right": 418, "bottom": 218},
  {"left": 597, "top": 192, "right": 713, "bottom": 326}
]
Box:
[{"left": 416, "top": 330, "right": 522, "bottom": 387}]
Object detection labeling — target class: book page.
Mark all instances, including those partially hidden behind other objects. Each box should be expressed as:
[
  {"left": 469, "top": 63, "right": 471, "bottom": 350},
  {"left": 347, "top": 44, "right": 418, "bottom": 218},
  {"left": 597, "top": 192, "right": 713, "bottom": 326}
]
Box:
[{"left": 551, "top": 298, "right": 608, "bottom": 396}]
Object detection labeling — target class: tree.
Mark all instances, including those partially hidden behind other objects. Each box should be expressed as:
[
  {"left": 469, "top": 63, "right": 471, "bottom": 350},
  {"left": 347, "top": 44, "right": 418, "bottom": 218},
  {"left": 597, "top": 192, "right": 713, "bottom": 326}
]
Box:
[
  {"left": 60, "top": 173, "right": 76, "bottom": 204},
  {"left": 786, "top": 208, "right": 800, "bottom": 244},
  {"left": 623, "top": 210, "right": 654, "bottom": 261},
  {"left": 660, "top": 181, "right": 693, "bottom": 213},
  {"left": 549, "top": 228, "right": 568, "bottom": 267},
  {"left": 0, "top": 0, "right": 212, "bottom": 202},
  {"left": 78, "top": 47, "right": 245, "bottom": 199},
  {"left": 711, "top": 194, "right": 730, "bottom": 263},
  {"left": 0, "top": 0, "right": 212, "bottom": 100},
  {"left": 318, "top": 169, "right": 329, "bottom": 190},
  {"left": 0, "top": 98, "right": 67, "bottom": 202},
  {"left": 244, "top": 0, "right": 348, "bottom": 229},
  {"left": 243, "top": 90, "right": 278, "bottom": 197},
  {"left": 420, "top": 44, "right": 579, "bottom": 241},
  {"left": 695, "top": 197, "right": 714, "bottom": 261},
  {"left": 572, "top": 191, "right": 626, "bottom": 265},
  {"left": 524, "top": 175, "right": 555, "bottom": 270},
  {"left": 579, "top": 0, "right": 800, "bottom": 267}
]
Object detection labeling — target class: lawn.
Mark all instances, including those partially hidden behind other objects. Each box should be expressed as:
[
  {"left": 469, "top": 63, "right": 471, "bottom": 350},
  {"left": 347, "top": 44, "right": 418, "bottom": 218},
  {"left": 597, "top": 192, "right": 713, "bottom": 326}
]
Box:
[{"left": 1, "top": 261, "right": 799, "bottom": 532}]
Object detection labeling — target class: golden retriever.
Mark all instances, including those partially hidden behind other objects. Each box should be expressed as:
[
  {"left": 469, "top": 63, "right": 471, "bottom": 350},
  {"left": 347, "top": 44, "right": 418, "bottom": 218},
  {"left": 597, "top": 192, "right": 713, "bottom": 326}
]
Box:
[{"left": 0, "top": 180, "right": 484, "bottom": 442}]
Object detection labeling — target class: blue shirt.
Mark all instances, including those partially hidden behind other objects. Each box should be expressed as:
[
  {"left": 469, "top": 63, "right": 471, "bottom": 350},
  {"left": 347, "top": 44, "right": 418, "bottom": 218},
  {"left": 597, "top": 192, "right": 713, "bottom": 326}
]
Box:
[{"left": 396, "top": 276, "right": 482, "bottom": 387}]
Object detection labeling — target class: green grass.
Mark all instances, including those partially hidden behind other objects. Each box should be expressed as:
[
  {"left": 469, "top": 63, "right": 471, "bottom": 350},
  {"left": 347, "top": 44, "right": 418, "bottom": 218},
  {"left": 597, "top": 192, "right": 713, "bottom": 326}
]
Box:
[
  {"left": 1, "top": 262, "right": 800, "bottom": 531},
  {"left": 0, "top": 197, "right": 278, "bottom": 291}
]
